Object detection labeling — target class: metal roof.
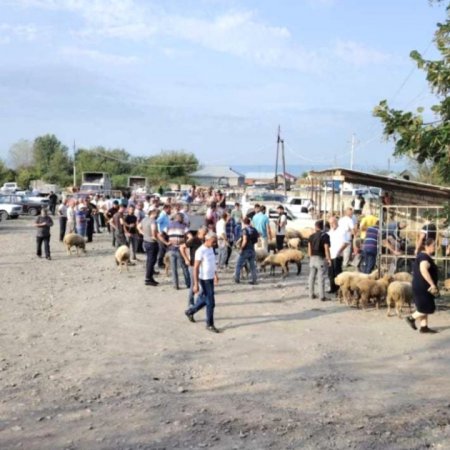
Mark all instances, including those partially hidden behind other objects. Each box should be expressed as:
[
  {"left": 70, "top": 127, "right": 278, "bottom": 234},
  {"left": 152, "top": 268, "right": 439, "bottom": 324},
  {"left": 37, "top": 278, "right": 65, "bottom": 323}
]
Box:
[
  {"left": 191, "top": 166, "right": 244, "bottom": 178},
  {"left": 308, "top": 168, "right": 450, "bottom": 200}
]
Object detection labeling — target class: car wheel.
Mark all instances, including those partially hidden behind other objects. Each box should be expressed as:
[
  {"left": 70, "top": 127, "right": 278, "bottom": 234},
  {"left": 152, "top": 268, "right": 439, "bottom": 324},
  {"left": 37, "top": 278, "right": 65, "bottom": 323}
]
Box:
[
  {"left": 28, "top": 207, "right": 38, "bottom": 216},
  {"left": 0, "top": 210, "right": 9, "bottom": 221}
]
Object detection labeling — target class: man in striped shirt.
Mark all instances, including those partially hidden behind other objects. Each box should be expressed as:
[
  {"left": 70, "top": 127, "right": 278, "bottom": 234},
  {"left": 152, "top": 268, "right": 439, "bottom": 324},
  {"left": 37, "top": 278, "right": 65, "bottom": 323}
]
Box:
[
  {"left": 362, "top": 221, "right": 379, "bottom": 274},
  {"left": 161, "top": 212, "right": 190, "bottom": 289}
]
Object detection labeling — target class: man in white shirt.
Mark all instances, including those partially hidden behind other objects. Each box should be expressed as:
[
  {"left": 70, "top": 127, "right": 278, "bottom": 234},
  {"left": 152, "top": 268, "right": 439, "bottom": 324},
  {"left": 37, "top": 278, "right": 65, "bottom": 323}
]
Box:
[
  {"left": 275, "top": 205, "right": 287, "bottom": 252},
  {"left": 338, "top": 207, "right": 355, "bottom": 267},
  {"left": 327, "top": 216, "right": 349, "bottom": 294},
  {"left": 184, "top": 231, "right": 220, "bottom": 333}
]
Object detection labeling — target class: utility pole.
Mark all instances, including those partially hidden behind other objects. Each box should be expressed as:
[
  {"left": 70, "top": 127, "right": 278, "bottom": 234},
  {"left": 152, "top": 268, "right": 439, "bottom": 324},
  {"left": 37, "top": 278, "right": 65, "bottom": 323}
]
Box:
[
  {"left": 274, "top": 125, "right": 281, "bottom": 191},
  {"left": 281, "top": 135, "right": 287, "bottom": 196},
  {"left": 274, "top": 126, "right": 287, "bottom": 196},
  {"left": 73, "top": 140, "right": 77, "bottom": 187}
]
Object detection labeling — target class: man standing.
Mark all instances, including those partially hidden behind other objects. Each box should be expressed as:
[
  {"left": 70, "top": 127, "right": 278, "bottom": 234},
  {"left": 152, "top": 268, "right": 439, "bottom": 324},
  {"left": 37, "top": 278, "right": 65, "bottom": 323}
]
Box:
[
  {"left": 181, "top": 226, "right": 207, "bottom": 307},
  {"left": 338, "top": 207, "right": 355, "bottom": 267},
  {"left": 57, "top": 200, "right": 68, "bottom": 242},
  {"left": 252, "top": 205, "right": 272, "bottom": 251},
  {"left": 275, "top": 205, "right": 287, "bottom": 252},
  {"left": 231, "top": 202, "right": 243, "bottom": 242},
  {"left": 352, "top": 194, "right": 365, "bottom": 215},
  {"left": 124, "top": 204, "right": 139, "bottom": 261},
  {"left": 34, "top": 208, "right": 54, "bottom": 260},
  {"left": 138, "top": 209, "right": 160, "bottom": 286},
  {"left": 308, "top": 220, "right": 331, "bottom": 301},
  {"left": 110, "top": 204, "right": 127, "bottom": 247},
  {"left": 234, "top": 217, "right": 258, "bottom": 285},
  {"left": 156, "top": 204, "right": 171, "bottom": 268},
  {"left": 185, "top": 231, "right": 220, "bottom": 333},
  {"left": 48, "top": 191, "right": 58, "bottom": 216},
  {"left": 161, "top": 213, "right": 190, "bottom": 290},
  {"left": 362, "top": 220, "right": 379, "bottom": 274},
  {"left": 327, "top": 216, "right": 349, "bottom": 294}
]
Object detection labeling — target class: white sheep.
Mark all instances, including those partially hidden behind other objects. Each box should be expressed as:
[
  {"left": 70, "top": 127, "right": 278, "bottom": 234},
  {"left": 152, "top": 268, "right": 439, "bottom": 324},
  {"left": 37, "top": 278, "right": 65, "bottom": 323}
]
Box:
[
  {"left": 115, "top": 245, "right": 131, "bottom": 272},
  {"left": 63, "top": 233, "right": 86, "bottom": 256},
  {"left": 386, "top": 281, "right": 413, "bottom": 318}
]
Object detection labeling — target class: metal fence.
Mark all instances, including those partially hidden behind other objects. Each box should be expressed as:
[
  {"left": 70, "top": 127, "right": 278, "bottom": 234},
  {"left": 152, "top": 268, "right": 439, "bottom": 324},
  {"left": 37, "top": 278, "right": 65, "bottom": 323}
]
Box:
[{"left": 378, "top": 205, "right": 449, "bottom": 281}]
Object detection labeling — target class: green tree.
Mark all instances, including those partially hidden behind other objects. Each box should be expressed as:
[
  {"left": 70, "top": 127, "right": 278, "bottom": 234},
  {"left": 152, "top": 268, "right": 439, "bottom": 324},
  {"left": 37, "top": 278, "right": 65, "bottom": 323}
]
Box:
[
  {"left": 0, "top": 159, "right": 16, "bottom": 186},
  {"left": 373, "top": 4, "right": 450, "bottom": 183},
  {"left": 75, "top": 147, "right": 132, "bottom": 185},
  {"left": 144, "top": 151, "right": 199, "bottom": 185},
  {"left": 33, "top": 134, "right": 72, "bottom": 185}
]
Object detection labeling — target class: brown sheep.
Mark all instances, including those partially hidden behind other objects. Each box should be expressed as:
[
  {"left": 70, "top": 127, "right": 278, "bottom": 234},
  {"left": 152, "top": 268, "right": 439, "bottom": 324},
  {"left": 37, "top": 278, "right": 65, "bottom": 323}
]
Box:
[
  {"left": 261, "top": 249, "right": 304, "bottom": 278},
  {"left": 386, "top": 281, "right": 413, "bottom": 318},
  {"left": 354, "top": 274, "right": 392, "bottom": 309},
  {"left": 63, "top": 233, "right": 86, "bottom": 256},
  {"left": 392, "top": 272, "right": 413, "bottom": 283}
]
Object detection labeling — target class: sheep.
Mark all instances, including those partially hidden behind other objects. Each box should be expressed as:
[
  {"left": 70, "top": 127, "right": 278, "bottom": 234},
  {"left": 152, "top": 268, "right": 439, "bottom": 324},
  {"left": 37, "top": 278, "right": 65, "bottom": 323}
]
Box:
[
  {"left": 261, "top": 249, "right": 304, "bottom": 278},
  {"left": 354, "top": 274, "right": 392, "bottom": 309},
  {"left": 63, "top": 233, "right": 86, "bottom": 256},
  {"left": 392, "top": 272, "right": 413, "bottom": 283},
  {"left": 386, "top": 281, "right": 413, "bottom": 318},
  {"left": 444, "top": 278, "right": 450, "bottom": 291},
  {"left": 287, "top": 237, "right": 301, "bottom": 250},
  {"left": 335, "top": 270, "right": 379, "bottom": 304},
  {"left": 115, "top": 245, "right": 131, "bottom": 272}
]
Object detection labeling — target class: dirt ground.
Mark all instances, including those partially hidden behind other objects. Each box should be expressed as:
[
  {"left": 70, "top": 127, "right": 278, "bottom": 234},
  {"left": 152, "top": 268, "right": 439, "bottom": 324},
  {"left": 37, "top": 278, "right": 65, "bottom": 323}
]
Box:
[{"left": 1, "top": 217, "right": 450, "bottom": 450}]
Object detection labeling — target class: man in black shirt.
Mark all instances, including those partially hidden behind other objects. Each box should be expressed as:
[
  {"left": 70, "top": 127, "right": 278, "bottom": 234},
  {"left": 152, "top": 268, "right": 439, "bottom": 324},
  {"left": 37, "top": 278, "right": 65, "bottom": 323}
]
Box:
[
  {"left": 34, "top": 208, "right": 54, "bottom": 259},
  {"left": 234, "top": 217, "right": 259, "bottom": 284},
  {"left": 308, "top": 220, "right": 331, "bottom": 301}
]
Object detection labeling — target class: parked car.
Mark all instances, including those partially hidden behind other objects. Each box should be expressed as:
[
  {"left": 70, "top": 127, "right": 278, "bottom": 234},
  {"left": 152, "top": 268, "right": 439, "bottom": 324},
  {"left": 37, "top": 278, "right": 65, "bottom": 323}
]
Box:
[
  {"left": 0, "top": 201, "right": 22, "bottom": 220},
  {"left": 0, "top": 194, "right": 49, "bottom": 216}
]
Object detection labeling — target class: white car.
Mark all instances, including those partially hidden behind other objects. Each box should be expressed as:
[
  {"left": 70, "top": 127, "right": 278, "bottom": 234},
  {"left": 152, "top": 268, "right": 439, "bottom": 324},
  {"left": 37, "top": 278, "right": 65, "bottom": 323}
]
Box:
[
  {"left": 0, "top": 202, "right": 22, "bottom": 220},
  {"left": 283, "top": 196, "right": 311, "bottom": 217}
]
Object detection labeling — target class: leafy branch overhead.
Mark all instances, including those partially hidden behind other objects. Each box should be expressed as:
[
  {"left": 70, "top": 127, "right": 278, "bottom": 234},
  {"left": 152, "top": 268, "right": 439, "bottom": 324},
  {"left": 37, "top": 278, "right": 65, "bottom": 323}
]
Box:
[{"left": 373, "top": 4, "right": 450, "bottom": 182}]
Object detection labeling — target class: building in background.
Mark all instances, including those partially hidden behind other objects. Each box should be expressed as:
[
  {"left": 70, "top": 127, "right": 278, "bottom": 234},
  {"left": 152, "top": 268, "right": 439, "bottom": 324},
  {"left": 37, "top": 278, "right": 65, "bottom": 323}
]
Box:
[{"left": 190, "top": 166, "right": 245, "bottom": 187}]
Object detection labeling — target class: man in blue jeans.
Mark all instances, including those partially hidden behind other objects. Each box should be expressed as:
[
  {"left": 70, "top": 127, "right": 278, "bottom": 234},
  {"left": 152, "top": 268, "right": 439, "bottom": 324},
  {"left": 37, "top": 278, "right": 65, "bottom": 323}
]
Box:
[
  {"left": 161, "top": 213, "right": 190, "bottom": 290},
  {"left": 362, "top": 221, "right": 379, "bottom": 273},
  {"left": 185, "top": 231, "right": 220, "bottom": 333},
  {"left": 234, "top": 217, "right": 258, "bottom": 284},
  {"left": 180, "top": 226, "right": 207, "bottom": 307}
]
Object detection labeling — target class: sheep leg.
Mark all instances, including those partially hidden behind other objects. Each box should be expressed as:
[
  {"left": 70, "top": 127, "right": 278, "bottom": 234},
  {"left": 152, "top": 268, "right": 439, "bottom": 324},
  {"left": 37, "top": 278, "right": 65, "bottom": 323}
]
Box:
[
  {"left": 296, "top": 261, "right": 302, "bottom": 275},
  {"left": 386, "top": 297, "right": 392, "bottom": 317},
  {"left": 282, "top": 263, "right": 288, "bottom": 278}
]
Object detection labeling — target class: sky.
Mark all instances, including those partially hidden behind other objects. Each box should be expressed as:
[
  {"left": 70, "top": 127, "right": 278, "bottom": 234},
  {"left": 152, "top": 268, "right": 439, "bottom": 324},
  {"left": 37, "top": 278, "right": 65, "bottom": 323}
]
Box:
[{"left": 0, "top": 0, "right": 447, "bottom": 173}]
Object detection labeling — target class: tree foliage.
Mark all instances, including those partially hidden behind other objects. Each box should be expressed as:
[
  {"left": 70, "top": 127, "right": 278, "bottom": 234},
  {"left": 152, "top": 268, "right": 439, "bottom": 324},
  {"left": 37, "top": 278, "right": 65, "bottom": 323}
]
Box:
[
  {"left": 32, "top": 134, "right": 72, "bottom": 185},
  {"left": 3, "top": 133, "right": 199, "bottom": 189},
  {"left": 145, "top": 151, "right": 199, "bottom": 184},
  {"left": 373, "top": 4, "right": 450, "bottom": 183}
]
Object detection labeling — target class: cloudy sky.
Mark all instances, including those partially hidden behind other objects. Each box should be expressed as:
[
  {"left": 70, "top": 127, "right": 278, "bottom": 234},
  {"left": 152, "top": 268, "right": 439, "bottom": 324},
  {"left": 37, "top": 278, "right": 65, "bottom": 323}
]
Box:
[{"left": 0, "top": 0, "right": 446, "bottom": 171}]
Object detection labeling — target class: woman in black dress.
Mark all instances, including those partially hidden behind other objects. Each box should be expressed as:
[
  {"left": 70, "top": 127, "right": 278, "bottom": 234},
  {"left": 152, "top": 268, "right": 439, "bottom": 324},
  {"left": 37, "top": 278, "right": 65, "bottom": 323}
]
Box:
[{"left": 405, "top": 238, "right": 439, "bottom": 333}]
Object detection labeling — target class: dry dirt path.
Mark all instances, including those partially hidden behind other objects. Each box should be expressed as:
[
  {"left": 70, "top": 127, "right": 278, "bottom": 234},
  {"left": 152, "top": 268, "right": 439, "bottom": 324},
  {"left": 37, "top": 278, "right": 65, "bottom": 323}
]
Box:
[{"left": 1, "top": 217, "right": 450, "bottom": 450}]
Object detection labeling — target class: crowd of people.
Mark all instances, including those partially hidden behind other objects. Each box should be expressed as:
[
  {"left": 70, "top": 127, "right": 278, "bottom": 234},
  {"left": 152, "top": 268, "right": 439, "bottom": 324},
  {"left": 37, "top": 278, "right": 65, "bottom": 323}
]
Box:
[{"left": 31, "top": 188, "right": 447, "bottom": 334}]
